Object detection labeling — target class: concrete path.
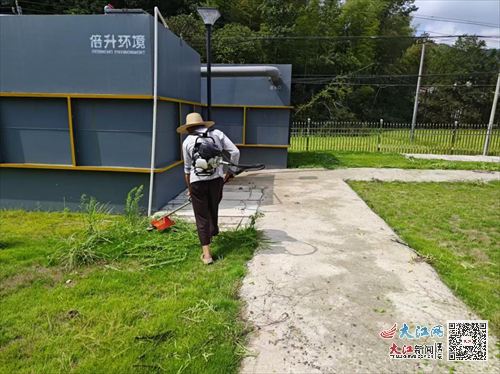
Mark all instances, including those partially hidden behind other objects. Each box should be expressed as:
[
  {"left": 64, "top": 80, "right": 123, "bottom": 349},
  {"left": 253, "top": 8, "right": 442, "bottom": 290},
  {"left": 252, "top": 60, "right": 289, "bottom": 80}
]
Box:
[
  {"left": 157, "top": 169, "right": 500, "bottom": 224},
  {"left": 404, "top": 154, "right": 500, "bottom": 163},
  {"left": 235, "top": 169, "right": 499, "bottom": 374}
]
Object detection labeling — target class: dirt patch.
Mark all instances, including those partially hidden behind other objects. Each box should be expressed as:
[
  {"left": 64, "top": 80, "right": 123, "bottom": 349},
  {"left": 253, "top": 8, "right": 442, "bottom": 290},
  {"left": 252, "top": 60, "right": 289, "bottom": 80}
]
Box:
[
  {"left": 411, "top": 255, "right": 435, "bottom": 264},
  {"left": 0, "top": 335, "right": 26, "bottom": 354},
  {"left": 53, "top": 309, "right": 82, "bottom": 324},
  {"left": 0, "top": 266, "right": 64, "bottom": 293},
  {"left": 458, "top": 229, "right": 492, "bottom": 246},
  {"left": 469, "top": 247, "right": 491, "bottom": 264}
]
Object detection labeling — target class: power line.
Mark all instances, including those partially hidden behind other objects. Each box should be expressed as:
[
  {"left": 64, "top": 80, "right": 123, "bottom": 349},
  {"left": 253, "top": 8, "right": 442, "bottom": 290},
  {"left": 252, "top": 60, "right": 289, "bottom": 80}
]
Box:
[
  {"left": 186, "top": 35, "right": 499, "bottom": 47},
  {"left": 326, "top": 8, "right": 500, "bottom": 29},
  {"left": 19, "top": 7, "right": 54, "bottom": 14},
  {"left": 414, "top": 15, "right": 500, "bottom": 29},
  {"left": 417, "top": 29, "right": 462, "bottom": 36},
  {"left": 18, "top": 1, "right": 68, "bottom": 10},
  {"left": 417, "top": 14, "right": 499, "bottom": 28}
]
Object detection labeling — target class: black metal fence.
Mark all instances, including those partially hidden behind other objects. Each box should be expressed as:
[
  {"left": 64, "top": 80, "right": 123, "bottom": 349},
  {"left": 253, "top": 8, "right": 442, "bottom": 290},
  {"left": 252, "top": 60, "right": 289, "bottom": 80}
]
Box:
[{"left": 290, "top": 121, "right": 500, "bottom": 156}]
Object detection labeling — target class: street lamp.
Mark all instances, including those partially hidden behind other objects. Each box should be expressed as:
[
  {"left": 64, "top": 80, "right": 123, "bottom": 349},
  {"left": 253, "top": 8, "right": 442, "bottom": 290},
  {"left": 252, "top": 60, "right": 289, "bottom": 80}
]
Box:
[{"left": 197, "top": 7, "right": 221, "bottom": 121}]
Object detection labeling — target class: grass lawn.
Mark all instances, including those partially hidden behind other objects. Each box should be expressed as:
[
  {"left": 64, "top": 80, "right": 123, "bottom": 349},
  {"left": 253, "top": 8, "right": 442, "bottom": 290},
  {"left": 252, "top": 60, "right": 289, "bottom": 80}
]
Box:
[
  {"left": 0, "top": 202, "right": 265, "bottom": 373},
  {"left": 347, "top": 180, "right": 500, "bottom": 335},
  {"left": 288, "top": 151, "right": 500, "bottom": 171}
]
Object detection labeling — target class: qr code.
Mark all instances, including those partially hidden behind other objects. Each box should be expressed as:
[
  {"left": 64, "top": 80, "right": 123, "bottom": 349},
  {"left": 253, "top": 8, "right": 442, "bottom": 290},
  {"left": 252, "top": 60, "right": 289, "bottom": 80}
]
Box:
[{"left": 448, "top": 320, "right": 488, "bottom": 361}]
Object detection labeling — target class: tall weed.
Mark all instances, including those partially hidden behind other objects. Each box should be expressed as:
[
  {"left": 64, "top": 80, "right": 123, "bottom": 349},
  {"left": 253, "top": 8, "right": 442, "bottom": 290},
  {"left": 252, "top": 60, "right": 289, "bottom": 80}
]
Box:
[
  {"left": 52, "top": 194, "right": 113, "bottom": 269},
  {"left": 80, "top": 194, "right": 113, "bottom": 235},
  {"left": 124, "top": 185, "right": 144, "bottom": 227},
  {"left": 53, "top": 233, "right": 109, "bottom": 269}
]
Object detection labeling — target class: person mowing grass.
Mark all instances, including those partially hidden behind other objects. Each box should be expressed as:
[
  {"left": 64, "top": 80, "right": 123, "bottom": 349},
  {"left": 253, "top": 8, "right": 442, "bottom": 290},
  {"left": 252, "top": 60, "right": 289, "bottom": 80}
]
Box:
[{"left": 177, "top": 113, "right": 240, "bottom": 265}]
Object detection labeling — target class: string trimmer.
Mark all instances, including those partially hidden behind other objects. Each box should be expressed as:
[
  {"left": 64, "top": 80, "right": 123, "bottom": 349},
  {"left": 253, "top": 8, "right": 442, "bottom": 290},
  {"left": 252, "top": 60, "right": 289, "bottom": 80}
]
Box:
[{"left": 147, "top": 162, "right": 265, "bottom": 232}]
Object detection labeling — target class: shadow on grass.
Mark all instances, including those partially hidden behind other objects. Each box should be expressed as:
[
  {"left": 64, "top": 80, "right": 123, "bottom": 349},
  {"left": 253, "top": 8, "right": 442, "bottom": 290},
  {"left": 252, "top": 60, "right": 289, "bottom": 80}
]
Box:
[
  {"left": 0, "top": 238, "right": 26, "bottom": 250},
  {"left": 287, "top": 151, "right": 343, "bottom": 169}
]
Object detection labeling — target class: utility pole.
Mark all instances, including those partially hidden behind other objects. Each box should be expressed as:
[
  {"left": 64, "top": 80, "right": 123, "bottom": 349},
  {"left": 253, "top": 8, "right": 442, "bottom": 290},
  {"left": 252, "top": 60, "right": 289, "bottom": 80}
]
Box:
[
  {"left": 483, "top": 72, "right": 500, "bottom": 156},
  {"left": 410, "top": 42, "right": 426, "bottom": 142}
]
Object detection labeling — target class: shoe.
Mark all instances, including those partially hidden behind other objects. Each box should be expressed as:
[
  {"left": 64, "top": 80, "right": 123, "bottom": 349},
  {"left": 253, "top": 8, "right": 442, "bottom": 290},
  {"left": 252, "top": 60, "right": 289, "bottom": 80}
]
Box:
[{"left": 201, "top": 254, "right": 214, "bottom": 265}]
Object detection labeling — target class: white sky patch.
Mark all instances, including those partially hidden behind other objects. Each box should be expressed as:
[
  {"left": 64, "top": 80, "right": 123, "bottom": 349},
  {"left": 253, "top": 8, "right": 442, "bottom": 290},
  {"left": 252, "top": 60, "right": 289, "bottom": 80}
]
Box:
[{"left": 412, "top": 0, "right": 500, "bottom": 48}]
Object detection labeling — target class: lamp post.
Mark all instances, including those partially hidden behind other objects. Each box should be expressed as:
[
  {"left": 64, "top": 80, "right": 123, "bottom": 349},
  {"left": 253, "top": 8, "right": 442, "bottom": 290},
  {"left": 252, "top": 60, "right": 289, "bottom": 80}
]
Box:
[{"left": 197, "top": 7, "right": 221, "bottom": 121}]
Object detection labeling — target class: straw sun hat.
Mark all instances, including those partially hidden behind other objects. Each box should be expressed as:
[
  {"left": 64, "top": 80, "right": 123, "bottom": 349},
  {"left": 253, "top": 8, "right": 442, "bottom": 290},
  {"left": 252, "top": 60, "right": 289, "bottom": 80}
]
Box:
[{"left": 176, "top": 112, "right": 215, "bottom": 134}]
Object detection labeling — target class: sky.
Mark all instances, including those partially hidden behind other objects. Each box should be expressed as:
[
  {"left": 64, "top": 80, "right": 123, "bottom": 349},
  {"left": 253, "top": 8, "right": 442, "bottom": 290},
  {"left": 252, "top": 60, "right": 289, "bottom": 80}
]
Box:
[{"left": 412, "top": 0, "right": 500, "bottom": 48}]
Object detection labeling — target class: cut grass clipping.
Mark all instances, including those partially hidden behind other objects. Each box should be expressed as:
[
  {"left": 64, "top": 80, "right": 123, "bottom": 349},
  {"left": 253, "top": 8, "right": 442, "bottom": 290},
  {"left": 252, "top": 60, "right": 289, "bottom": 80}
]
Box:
[
  {"left": 0, "top": 187, "right": 268, "bottom": 374},
  {"left": 288, "top": 150, "right": 500, "bottom": 171},
  {"left": 348, "top": 180, "right": 500, "bottom": 336}
]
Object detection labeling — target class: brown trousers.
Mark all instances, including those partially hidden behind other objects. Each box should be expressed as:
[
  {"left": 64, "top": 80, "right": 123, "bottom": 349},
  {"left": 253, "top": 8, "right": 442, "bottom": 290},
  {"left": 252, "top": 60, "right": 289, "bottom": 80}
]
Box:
[{"left": 190, "top": 177, "right": 224, "bottom": 246}]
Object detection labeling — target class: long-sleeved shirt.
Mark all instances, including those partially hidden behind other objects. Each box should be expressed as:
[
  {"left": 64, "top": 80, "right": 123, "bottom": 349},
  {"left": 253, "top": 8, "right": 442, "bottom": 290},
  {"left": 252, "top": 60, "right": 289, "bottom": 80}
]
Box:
[{"left": 182, "top": 127, "right": 240, "bottom": 184}]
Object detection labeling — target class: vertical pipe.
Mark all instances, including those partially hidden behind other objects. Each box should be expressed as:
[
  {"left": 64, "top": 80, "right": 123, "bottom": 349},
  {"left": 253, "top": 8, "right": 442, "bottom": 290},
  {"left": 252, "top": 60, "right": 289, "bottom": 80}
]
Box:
[
  {"left": 411, "top": 42, "right": 426, "bottom": 142},
  {"left": 67, "top": 97, "right": 76, "bottom": 166},
  {"left": 483, "top": 72, "right": 500, "bottom": 156},
  {"left": 206, "top": 25, "right": 212, "bottom": 121},
  {"left": 147, "top": 7, "right": 159, "bottom": 217}
]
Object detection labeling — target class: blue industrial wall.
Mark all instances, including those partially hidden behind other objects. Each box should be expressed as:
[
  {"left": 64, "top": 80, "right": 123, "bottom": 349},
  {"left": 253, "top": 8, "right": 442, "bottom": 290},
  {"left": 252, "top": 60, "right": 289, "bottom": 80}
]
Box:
[
  {"left": 0, "top": 97, "right": 73, "bottom": 164},
  {"left": 0, "top": 168, "right": 150, "bottom": 212},
  {"left": 202, "top": 64, "right": 292, "bottom": 167},
  {"left": 245, "top": 109, "right": 290, "bottom": 146},
  {"left": 0, "top": 13, "right": 200, "bottom": 212},
  {"left": 212, "top": 108, "right": 244, "bottom": 144},
  {"left": 238, "top": 148, "right": 288, "bottom": 170},
  {"left": 157, "top": 24, "right": 201, "bottom": 103},
  {"left": 72, "top": 99, "right": 153, "bottom": 168},
  {"left": 0, "top": 14, "right": 153, "bottom": 95},
  {"left": 152, "top": 164, "right": 186, "bottom": 211},
  {"left": 0, "top": 16, "right": 290, "bottom": 213}
]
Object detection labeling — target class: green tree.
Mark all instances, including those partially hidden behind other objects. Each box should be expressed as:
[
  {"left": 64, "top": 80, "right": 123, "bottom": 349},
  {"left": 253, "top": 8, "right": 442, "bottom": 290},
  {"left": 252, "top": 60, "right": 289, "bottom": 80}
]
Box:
[
  {"left": 166, "top": 13, "right": 205, "bottom": 47},
  {"left": 212, "top": 24, "right": 265, "bottom": 63},
  {"left": 424, "top": 36, "right": 500, "bottom": 123}
]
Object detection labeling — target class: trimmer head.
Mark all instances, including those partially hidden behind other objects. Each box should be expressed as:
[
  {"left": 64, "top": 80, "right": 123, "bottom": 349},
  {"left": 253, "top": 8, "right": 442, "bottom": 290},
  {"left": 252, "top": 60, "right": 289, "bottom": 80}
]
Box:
[
  {"left": 150, "top": 216, "right": 176, "bottom": 231},
  {"left": 147, "top": 200, "right": 194, "bottom": 232}
]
